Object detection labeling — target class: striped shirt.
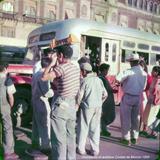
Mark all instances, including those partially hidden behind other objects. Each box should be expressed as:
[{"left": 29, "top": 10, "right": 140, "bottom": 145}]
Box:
[{"left": 53, "top": 63, "right": 80, "bottom": 97}]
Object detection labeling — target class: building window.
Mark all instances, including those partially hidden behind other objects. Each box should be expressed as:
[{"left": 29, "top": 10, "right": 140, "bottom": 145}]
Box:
[
  {"left": 2, "top": 2, "right": 13, "bottom": 12},
  {"left": 149, "top": 1, "right": 153, "bottom": 12},
  {"left": 128, "top": 0, "right": 132, "bottom": 6},
  {"left": 48, "top": 10, "right": 56, "bottom": 20},
  {"left": 153, "top": 3, "right": 157, "bottom": 14},
  {"left": 1, "top": 26, "right": 15, "bottom": 38},
  {"left": 81, "top": 5, "right": 87, "bottom": 16},
  {"left": 25, "top": 6, "right": 36, "bottom": 16},
  {"left": 133, "top": 0, "right": 137, "bottom": 7},
  {"left": 139, "top": 0, "right": 143, "bottom": 9},
  {"left": 144, "top": 0, "right": 147, "bottom": 10}
]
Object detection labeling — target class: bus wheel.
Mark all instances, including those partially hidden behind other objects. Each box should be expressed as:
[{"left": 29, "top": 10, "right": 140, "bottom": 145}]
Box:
[{"left": 12, "top": 88, "right": 32, "bottom": 127}]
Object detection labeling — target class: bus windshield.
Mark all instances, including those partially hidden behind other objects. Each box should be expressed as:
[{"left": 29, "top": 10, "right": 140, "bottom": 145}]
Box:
[{"left": 0, "top": 45, "right": 27, "bottom": 64}]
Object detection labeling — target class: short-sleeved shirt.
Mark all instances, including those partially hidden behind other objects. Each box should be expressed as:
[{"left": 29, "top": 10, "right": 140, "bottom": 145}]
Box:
[
  {"left": 116, "top": 65, "right": 147, "bottom": 96},
  {"left": 52, "top": 63, "right": 80, "bottom": 98}
]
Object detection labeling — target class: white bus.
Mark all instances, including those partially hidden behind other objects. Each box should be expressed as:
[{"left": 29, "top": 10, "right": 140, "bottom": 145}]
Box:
[{"left": 26, "top": 18, "right": 160, "bottom": 75}]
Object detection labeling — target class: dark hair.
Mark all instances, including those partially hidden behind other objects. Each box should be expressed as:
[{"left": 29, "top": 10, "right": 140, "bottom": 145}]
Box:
[
  {"left": 56, "top": 44, "right": 73, "bottom": 59},
  {"left": 41, "top": 58, "right": 51, "bottom": 68},
  {"left": 152, "top": 66, "right": 160, "bottom": 76},
  {"left": 99, "top": 63, "right": 110, "bottom": 72},
  {"left": 0, "top": 63, "right": 8, "bottom": 72},
  {"left": 78, "top": 56, "right": 90, "bottom": 65}
]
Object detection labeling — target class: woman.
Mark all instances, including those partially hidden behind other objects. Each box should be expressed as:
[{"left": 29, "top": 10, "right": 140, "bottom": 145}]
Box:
[{"left": 99, "top": 63, "right": 116, "bottom": 137}]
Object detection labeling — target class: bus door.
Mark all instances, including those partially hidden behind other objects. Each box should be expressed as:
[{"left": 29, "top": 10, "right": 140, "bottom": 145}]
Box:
[{"left": 101, "top": 39, "right": 120, "bottom": 75}]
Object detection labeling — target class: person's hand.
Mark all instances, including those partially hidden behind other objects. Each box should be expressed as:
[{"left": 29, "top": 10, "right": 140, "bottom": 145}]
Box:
[{"left": 50, "top": 54, "right": 57, "bottom": 66}]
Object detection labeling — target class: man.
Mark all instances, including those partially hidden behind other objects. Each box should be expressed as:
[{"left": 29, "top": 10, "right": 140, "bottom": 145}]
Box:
[
  {"left": 26, "top": 57, "right": 54, "bottom": 156},
  {"left": 76, "top": 63, "right": 107, "bottom": 156},
  {"left": 0, "top": 63, "right": 19, "bottom": 160},
  {"left": 116, "top": 53, "right": 147, "bottom": 145},
  {"left": 42, "top": 44, "right": 80, "bottom": 160}
]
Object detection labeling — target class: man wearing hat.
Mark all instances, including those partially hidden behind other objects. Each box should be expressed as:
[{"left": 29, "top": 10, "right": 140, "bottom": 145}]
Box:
[
  {"left": 41, "top": 44, "right": 80, "bottom": 160},
  {"left": 116, "top": 53, "right": 147, "bottom": 145},
  {"left": 76, "top": 62, "right": 108, "bottom": 156}
]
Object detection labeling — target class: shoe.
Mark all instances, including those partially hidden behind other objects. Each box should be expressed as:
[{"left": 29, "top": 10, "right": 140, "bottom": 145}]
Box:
[
  {"left": 101, "top": 130, "right": 111, "bottom": 137},
  {"left": 76, "top": 148, "right": 87, "bottom": 155},
  {"left": 25, "top": 148, "right": 42, "bottom": 157},
  {"left": 40, "top": 148, "right": 51, "bottom": 155},
  {"left": 89, "top": 151, "right": 99, "bottom": 156},
  {"left": 139, "top": 131, "right": 149, "bottom": 137},
  {"left": 131, "top": 138, "right": 137, "bottom": 145},
  {"left": 4, "top": 153, "right": 19, "bottom": 160},
  {"left": 120, "top": 139, "right": 131, "bottom": 146}
]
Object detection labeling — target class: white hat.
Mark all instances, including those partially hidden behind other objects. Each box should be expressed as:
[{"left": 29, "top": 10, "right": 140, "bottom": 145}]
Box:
[
  {"left": 80, "top": 63, "right": 92, "bottom": 71},
  {"left": 126, "top": 53, "right": 139, "bottom": 62}
]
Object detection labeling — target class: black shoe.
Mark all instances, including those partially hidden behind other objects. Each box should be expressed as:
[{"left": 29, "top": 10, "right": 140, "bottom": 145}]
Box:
[
  {"left": 120, "top": 139, "right": 131, "bottom": 146},
  {"left": 139, "top": 131, "right": 149, "bottom": 137},
  {"left": 131, "top": 138, "right": 137, "bottom": 144},
  {"left": 101, "top": 130, "right": 111, "bottom": 137}
]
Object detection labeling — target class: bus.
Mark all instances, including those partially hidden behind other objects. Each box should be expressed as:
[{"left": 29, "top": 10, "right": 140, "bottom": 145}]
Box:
[
  {"left": 26, "top": 18, "right": 160, "bottom": 74},
  {"left": 26, "top": 18, "right": 160, "bottom": 104}
]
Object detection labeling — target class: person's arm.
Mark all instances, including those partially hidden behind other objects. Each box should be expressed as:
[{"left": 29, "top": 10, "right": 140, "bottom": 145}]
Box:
[
  {"left": 6, "top": 78, "right": 16, "bottom": 107},
  {"left": 76, "top": 81, "right": 85, "bottom": 106},
  {"left": 41, "top": 54, "right": 57, "bottom": 81},
  {"left": 8, "top": 93, "right": 14, "bottom": 107}
]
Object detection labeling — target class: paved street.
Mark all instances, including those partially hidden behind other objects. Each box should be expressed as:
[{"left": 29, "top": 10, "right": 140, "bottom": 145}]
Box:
[{"left": 0, "top": 106, "right": 159, "bottom": 160}]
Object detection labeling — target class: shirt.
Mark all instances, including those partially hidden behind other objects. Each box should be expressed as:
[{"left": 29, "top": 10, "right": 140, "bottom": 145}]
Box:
[
  {"left": 77, "top": 73, "right": 108, "bottom": 109},
  {"left": 52, "top": 63, "right": 80, "bottom": 98},
  {"left": 116, "top": 65, "right": 147, "bottom": 96},
  {"left": 32, "top": 71, "right": 53, "bottom": 99}
]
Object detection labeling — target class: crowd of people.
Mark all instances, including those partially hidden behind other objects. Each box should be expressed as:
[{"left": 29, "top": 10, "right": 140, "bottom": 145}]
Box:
[{"left": 0, "top": 44, "right": 160, "bottom": 160}]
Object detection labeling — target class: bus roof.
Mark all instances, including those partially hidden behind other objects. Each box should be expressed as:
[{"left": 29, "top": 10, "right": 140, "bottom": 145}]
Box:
[{"left": 28, "top": 18, "right": 160, "bottom": 46}]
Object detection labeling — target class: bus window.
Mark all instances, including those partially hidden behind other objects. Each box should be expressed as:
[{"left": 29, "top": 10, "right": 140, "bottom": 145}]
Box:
[
  {"left": 0, "top": 46, "right": 26, "bottom": 64},
  {"left": 137, "top": 52, "right": 149, "bottom": 64},
  {"left": 121, "top": 49, "right": 134, "bottom": 63},
  {"left": 40, "top": 32, "right": 55, "bottom": 41},
  {"left": 138, "top": 44, "right": 149, "bottom": 50},
  {"left": 105, "top": 43, "right": 109, "bottom": 61},
  {"left": 112, "top": 43, "right": 117, "bottom": 62},
  {"left": 150, "top": 53, "right": 157, "bottom": 65},
  {"left": 151, "top": 46, "right": 160, "bottom": 52},
  {"left": 123, "top": 41, "right": 135, "bottom": 48},
  {"left": 156, "top": 54, "right": 160, "bottom": 65}
]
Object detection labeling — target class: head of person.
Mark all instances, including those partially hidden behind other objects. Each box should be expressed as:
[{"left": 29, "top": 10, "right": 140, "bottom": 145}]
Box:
[
  {"left": 151, "top": 66, "right": 160, "bottom": 77},
  {"left": 41, "top": 57, "right": 52, "bottom": 69},
  {"left": 99, "top": 63, "right": 110, "bottom": 76},
  {"left": 55, "top": 44, "right": 73, "bottom": 64},
  {"left": 0, "top": 63, "right": 8, "bottom": 73},
  {"left": 43, "top": 48, "right": 57, "bottom": 59},
  {"left": 126, "top": 53, "right": 139, "bottom": 67},
  {"left": 139, "top": 59, "right": 148, "bottom": 73},
  {"left": 78, "top": 56, "right": 90, "bottom": 66},
  {"left": 80, "top": 62, "right": 92, "bottom": 77}
]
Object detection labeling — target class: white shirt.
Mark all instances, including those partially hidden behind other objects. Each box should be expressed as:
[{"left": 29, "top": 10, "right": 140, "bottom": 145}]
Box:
[{"left": 116, "top": 65, "right": 147, "bottom": 96}]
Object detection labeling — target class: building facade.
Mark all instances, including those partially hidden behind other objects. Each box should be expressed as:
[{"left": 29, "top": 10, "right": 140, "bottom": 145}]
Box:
[{"left": 0, "top": 0, "right": 160, "bottom": 47}]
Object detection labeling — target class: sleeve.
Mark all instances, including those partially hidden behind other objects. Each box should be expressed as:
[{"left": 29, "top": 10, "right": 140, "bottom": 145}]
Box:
[
  {"left": 76, "top": 80, "right": 86, "bottom": 105},
  {"left": 38, "top": 79, "right": 53, "bottom": 98},
  {"left": 53, "top": 65, "right": 64, "bottom": 78},
  {"left": 116, "top": 69, "right": 132, "bottom": 83},
  {"left": 5, "top": 78, "right": 16, "bottom": 94}
]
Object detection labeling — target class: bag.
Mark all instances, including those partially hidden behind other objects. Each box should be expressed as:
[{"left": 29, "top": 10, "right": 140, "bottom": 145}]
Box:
[{"left": 153, "top": 78, "right": 160, "bottom": 105}]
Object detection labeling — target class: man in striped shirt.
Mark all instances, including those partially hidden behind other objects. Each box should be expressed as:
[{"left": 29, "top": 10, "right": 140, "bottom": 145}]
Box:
[{"left": 42, "top": 44, "right": 80, "bottom": 160}]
